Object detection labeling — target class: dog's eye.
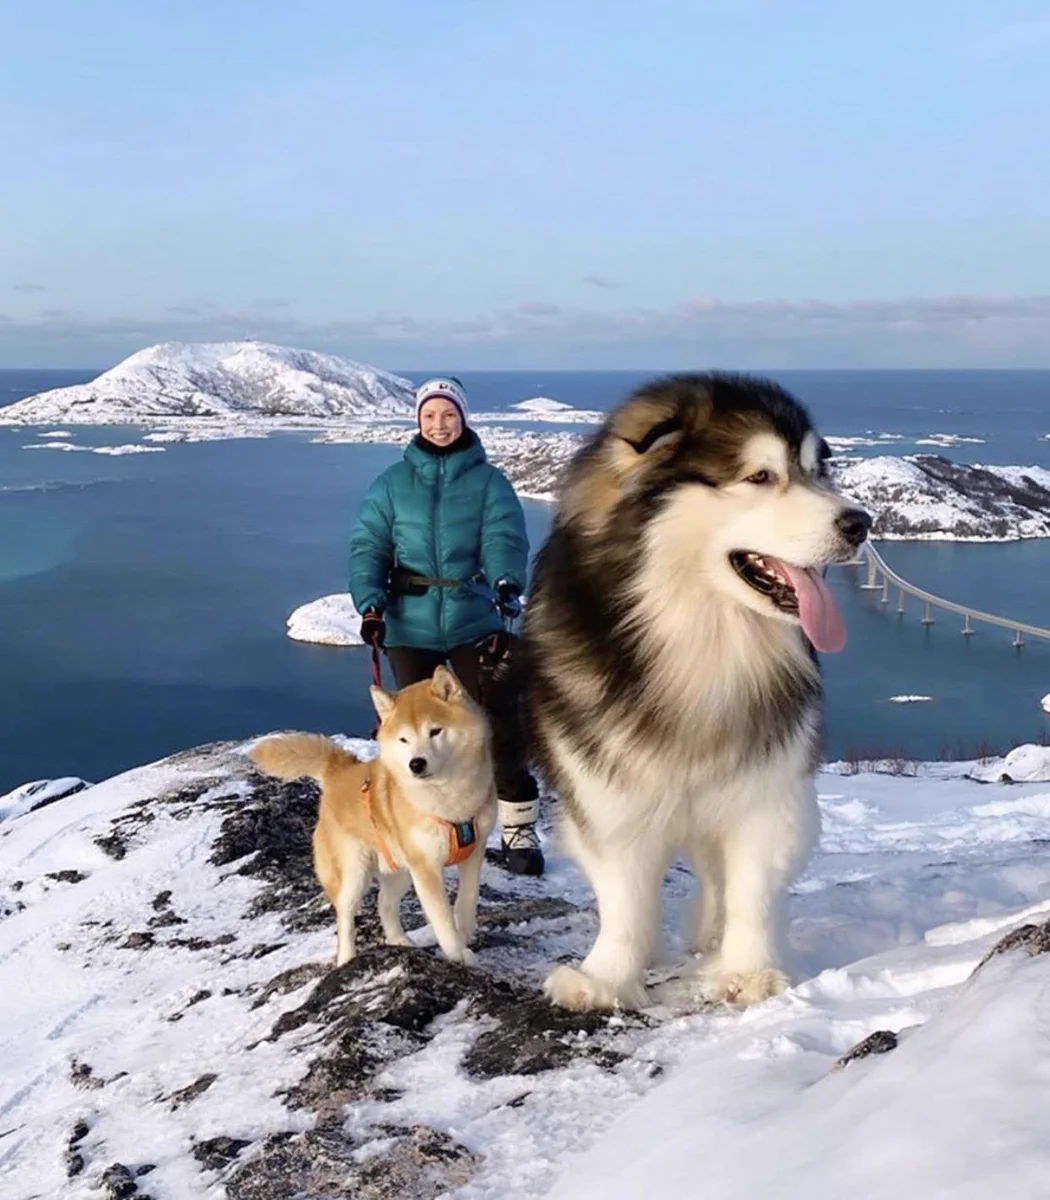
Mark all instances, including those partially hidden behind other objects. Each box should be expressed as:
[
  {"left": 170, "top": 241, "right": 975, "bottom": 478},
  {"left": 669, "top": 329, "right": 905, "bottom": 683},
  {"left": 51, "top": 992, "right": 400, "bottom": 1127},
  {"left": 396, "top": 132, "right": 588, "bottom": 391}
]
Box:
[
  {"left": 429, "top": 727, "right": 443, "bottom": 738},
  {"left": 398, "top": 736, "right": 408, "bottom": 744},
  {"left": 746, "top": 469, "right": 774, "bottom": 486}
]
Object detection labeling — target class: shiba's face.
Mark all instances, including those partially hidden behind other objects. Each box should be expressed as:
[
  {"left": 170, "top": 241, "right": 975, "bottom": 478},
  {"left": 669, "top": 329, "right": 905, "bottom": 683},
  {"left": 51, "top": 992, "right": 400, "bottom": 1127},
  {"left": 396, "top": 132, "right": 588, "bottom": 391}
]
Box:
[
  {"left": 564, "top": 374, "right": 871, "bottom": 652},
  {"left": 371, "top": 665, "right": 489, "bottom": 781}
]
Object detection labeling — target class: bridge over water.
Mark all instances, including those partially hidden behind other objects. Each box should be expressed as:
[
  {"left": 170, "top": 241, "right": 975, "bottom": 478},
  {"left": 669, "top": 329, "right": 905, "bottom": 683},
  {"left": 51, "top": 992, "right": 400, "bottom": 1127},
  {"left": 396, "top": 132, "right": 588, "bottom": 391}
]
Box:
[{"left": 849, "top": 542, "right": 1050, "bottom": 649}]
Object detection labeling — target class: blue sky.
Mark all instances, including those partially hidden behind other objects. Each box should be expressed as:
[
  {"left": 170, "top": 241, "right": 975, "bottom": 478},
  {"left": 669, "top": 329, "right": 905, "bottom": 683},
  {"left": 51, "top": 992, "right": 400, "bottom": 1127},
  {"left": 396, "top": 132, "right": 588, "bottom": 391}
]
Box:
[{"left": 2, "top": 0, "right": 1049, "bottom": 368}]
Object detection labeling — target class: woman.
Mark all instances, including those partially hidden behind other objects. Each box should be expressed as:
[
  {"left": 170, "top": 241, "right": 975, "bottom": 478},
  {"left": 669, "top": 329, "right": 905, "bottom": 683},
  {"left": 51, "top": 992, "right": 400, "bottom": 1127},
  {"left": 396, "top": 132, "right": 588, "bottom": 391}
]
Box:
[{"left": 349, "top": 377, "right": 543, "bottom": 876}]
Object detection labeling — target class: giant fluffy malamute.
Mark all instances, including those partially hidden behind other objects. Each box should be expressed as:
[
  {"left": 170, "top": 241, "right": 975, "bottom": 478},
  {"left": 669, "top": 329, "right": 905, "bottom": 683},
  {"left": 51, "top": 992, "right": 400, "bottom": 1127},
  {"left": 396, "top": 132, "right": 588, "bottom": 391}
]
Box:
[{"left": 525, "top": 373, "right": 870, "bottom": 1011}]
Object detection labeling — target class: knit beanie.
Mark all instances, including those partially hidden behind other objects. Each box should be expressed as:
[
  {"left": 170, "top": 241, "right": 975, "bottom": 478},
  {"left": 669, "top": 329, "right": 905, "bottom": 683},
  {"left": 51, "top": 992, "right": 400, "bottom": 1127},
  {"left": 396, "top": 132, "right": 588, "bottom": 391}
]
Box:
[{"left": 414, "top": 377, "right": 469, "bottom": 425}]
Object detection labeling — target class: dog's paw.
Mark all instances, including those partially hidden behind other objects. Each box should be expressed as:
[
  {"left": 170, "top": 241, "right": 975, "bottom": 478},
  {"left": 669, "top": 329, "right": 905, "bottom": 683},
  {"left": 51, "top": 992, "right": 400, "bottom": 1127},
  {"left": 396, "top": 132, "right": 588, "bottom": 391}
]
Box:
[
  {"left": 444, "top": 944, "right": 477, "bottom": 968},
  {"left": 543, "top": 965, "right": 647, "bottom": 1012},
  {"left": 384, "top": 933, "right": 413, "bottom": 948},
  {"left": 700, "top": 964, "right": 788, "bottom": 1007}
]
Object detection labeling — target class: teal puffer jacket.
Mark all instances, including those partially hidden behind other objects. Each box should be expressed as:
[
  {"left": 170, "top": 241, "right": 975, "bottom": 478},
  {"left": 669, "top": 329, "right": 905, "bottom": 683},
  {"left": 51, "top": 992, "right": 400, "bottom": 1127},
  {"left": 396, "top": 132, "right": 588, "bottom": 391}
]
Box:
[{"left": 349, "top": 432, "right": 529, "bottom": 651}]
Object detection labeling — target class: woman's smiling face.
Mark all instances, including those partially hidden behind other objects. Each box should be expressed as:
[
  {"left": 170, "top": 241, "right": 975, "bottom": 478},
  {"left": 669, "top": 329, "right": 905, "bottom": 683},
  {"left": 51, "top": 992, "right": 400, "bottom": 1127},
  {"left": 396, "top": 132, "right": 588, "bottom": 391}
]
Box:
[{"left": 419, "top": 397, "right": 463, "bottom": 446}]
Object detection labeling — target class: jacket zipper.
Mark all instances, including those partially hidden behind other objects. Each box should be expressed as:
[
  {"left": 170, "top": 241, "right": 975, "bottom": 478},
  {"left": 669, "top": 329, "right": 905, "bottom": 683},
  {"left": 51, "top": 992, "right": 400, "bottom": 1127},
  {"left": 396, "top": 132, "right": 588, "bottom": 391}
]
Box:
[{"left": 435, "top": 458, "right": 446, "bottom": 651}]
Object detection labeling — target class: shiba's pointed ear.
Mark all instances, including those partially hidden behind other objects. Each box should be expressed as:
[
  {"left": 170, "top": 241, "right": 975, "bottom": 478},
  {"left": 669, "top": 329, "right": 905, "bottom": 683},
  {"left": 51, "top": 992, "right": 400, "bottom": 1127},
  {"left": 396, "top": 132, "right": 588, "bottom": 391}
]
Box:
[
  {"left": 370, "top": 685, "right": 396, "bottom": 722},
  {"left": 430, "top": 664, "right": 462, "bottom": 703}
]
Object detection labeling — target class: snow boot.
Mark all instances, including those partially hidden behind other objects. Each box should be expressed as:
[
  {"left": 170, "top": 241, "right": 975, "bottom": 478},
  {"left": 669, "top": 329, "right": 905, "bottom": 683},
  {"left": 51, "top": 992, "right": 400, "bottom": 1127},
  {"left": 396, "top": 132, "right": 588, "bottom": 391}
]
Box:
[{"left": 497, "top": 799, "right": 545, "bottom": 876}]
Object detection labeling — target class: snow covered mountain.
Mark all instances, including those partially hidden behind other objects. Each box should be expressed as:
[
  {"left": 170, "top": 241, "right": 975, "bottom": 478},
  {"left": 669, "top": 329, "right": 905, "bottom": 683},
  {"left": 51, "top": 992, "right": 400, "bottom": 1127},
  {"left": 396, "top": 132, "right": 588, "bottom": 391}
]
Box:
[
  {"left": 832, "top": 454, "right": 1050, "bottom": 540},
  {"left": 3, "top": 739, "right": 1050, "bottom": 1197},
  {"left": 0, "top": 342, "right": 415, "bottom": 424}
]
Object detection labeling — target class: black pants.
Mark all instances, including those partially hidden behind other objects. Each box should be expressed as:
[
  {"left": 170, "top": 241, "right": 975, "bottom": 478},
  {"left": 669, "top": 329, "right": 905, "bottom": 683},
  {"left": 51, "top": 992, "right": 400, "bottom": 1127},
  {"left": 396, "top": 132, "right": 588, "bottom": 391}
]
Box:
[{"left": 386, "top": 639, "right": 538, "bottom": 807}]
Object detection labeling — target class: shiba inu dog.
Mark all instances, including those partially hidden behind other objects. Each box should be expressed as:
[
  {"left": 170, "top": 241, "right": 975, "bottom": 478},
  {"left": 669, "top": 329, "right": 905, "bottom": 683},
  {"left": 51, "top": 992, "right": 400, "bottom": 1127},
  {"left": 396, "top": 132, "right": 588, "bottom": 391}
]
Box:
[
  {"left": 524, "top": 373, "right": 871, "bottom": 1011},
  {"left": 250, "top": 665, "right": 497, "bottom": 967}
]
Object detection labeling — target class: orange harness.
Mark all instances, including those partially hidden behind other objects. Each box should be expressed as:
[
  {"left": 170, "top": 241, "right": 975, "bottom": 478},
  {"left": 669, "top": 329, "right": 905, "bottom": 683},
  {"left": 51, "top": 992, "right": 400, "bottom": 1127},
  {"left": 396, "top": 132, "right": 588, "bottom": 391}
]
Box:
[{"left": 360, "top": 777, "right": 478, "bottom": 873}]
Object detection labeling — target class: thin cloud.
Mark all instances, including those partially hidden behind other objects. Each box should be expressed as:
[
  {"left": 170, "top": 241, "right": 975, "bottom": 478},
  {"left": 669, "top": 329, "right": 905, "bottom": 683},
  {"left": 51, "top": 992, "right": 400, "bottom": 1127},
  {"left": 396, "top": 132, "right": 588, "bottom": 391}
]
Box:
[
  {"left": 13, "top": 282, "right": 46, "bottom": 294},
  {"left": 965, "top": 18, "right": 1050, "bottom": 58},
  {"left": 251, "top": 297, "right": 291, "bottom": 310},
  {"left": 517, "top": 301, "right": 562, "bottom": 317},
  {"left": 2, "top": 293, "right": 1050, "bottom": 368},
  {"left": 167, "top": 305, "right": 202, "bottom": 316},
  {"left": 583, "top": 275, "right": 622, "bottom": 290}
]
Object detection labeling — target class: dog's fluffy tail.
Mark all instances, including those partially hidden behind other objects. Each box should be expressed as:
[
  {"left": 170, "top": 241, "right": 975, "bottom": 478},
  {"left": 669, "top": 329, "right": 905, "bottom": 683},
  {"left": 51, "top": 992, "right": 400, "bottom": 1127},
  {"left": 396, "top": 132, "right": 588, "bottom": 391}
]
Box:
[{"left": 248, "top": 733, "right": 355, "bottom": 784}]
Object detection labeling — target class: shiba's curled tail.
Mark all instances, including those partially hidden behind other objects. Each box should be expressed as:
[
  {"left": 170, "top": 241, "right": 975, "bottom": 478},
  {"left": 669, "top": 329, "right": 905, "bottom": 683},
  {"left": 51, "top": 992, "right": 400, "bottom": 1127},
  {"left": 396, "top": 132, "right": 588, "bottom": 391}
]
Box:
[{"left": 248, "top": 733, "right": 356, "bottom": 783}]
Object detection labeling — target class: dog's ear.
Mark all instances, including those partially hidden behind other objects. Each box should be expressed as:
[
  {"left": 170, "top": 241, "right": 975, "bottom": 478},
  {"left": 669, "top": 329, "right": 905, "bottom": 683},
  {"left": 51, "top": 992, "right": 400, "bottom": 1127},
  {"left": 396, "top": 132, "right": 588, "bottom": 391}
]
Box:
[
  {"left": 561, "top": 377, "right": 715, "bottom": 531},
  {"left": 613, "top": 379, "right": 713, "bottom": 459},
  {"left": 430, "top": 664, "right": 462, "bottom": 703},
  {"left": 370, "top": 685, "right": 396, "bottom": 722},
  {"left": 608, "top": 382, "right": 713, "bottom": 487}
]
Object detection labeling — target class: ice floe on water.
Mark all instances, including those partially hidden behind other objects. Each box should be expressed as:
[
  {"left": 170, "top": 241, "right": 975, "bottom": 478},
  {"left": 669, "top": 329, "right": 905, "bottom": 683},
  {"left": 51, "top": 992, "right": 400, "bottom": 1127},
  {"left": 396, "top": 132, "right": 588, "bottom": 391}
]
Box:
[
  {"left": 22, "top": 441, "right": 165, "bottom": 455},
  {"left": 915, "top": 433, "right": 987, "bottom": 447},
  {"left": 286, "top": 594, "right": 363, "bottom": 647}
]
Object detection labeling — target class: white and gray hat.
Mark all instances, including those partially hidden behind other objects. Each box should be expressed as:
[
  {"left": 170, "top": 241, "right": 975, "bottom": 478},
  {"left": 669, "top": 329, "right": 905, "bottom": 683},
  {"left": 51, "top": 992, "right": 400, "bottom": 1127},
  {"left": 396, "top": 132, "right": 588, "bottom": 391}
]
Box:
[{"left": 414, "top": 377, "right": 468, "bottom": 424}]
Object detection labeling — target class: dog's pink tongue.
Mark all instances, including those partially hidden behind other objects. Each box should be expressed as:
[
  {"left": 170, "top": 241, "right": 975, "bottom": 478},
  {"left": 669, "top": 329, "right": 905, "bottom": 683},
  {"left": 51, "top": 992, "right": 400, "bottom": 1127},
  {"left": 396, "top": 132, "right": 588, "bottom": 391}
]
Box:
[{"left": 769, "top": 559, "right": 847, "bottom": 653}]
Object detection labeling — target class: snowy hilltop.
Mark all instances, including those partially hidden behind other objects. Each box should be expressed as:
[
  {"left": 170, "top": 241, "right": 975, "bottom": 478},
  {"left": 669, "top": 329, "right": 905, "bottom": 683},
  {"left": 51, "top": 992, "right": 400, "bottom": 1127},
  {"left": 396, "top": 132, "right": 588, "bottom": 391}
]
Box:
[
  {"left": 3, "top": 739, "right": 1050, "bottom": 1197},
  {"left": 0, "top": 342, "right": 415, "bottom": 425},
  {"left": 470, "top": 397, "right": 605, "bottom": 425},
  {"left": 832, "top": 454, "right": 1050, "bottom": 540}
]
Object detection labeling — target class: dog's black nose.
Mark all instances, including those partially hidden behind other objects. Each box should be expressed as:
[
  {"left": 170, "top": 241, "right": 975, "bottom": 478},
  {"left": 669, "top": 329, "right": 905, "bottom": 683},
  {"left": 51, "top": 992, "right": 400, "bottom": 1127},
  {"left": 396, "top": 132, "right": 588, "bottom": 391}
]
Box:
[
  {"left": 409, "top": 757, "right": 428, "bottom": 776},
  {"left": 836, "top": 507, "right": 872, "bottom": 547}
]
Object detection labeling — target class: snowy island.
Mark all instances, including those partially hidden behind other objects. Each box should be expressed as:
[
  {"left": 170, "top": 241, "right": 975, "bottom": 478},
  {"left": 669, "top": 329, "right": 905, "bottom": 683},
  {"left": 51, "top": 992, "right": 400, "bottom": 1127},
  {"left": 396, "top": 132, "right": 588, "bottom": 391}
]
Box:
[
  {"left": 833, "top": 455, "right": 1050, "bottom": 540},
  {"left": 0, "top": 341, "right": 415, "bottom": 424},
  {"left": 5, "top": 341, "right": 1050, "bottom": 541},
  {"left": 2, "top": 739, "right": 1050, "bottom": 1196}
]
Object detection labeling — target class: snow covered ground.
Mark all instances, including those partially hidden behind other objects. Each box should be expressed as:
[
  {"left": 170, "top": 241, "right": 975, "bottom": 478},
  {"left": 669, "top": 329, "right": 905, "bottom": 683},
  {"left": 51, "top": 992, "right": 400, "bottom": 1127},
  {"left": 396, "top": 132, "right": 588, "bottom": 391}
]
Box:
[
  {"left": 3, "top": 742, "right": 1050, "bottom": 1197},
  {"left": 0, "top": 776, "right": 91, "bottom": 824},
  {"left": 969, "top": 743, "right": 1050, "bottom": 783}
]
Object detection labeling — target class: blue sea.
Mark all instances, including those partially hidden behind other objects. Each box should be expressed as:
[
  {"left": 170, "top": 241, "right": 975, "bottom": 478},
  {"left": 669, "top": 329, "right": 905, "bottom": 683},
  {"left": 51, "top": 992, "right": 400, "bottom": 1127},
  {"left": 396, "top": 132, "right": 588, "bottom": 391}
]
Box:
[{"left": 2, "top": 368, "right": 1050, "bottom": 792}]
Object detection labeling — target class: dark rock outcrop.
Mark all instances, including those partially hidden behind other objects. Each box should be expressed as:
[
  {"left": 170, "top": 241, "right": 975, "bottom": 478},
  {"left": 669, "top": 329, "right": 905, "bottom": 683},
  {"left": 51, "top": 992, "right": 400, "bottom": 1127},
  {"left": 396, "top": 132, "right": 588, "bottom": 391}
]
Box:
[
  {"left": 833, "top": 1029, "right": 899, "bottom": 1070},
  {"left": 976, "top": 916, "right": 1050, "bottom": 970},
  {"left": 225, "top": 1124, "right": 478, "bottom": 1200}
]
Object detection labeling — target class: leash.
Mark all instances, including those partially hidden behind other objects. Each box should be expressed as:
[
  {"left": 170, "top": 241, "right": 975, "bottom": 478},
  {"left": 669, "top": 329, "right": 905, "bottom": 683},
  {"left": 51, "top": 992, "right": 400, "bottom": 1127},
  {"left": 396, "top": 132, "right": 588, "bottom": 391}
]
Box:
[{"left": 369, "top": 645, "right": 383, "bottom": 739}]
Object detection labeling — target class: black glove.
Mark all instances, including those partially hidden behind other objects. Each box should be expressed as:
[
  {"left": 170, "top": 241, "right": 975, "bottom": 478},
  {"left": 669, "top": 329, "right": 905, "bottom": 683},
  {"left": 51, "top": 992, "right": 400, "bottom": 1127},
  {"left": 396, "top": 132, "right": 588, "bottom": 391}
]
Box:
[
  {"left": 360, "top": 608, "right": 386, "bottom": 649},
  {"left": 494, "top": 579, "right": 523, "bottom": 620}
]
